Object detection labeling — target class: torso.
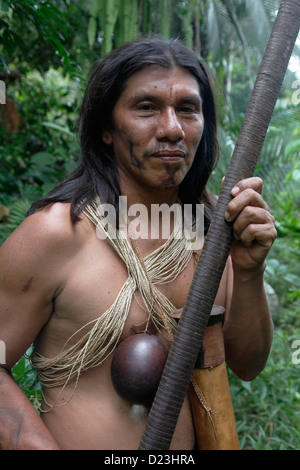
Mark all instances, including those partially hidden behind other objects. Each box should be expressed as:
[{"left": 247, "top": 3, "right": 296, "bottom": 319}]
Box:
[{"left": 34, "top": 202, "right": 228, "bottom": 450}]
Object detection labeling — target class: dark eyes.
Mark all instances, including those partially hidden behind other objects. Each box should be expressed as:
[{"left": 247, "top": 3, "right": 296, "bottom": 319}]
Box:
[
  {"left": 138, "top": 104, "right": 155, "bottom": 111},
  {"left": 179, "top": 106, "right": 198, "bottom": 113},
  {"left": 136, "top": 104, "right": 199, "bottom": 114}
]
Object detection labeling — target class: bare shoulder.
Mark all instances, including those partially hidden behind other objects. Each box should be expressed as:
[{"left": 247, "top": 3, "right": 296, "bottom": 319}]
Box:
[
  {"left": 0, "top": 202, "right": 89, "bottom": 309},
  {"left": 22, "top": 202, "right": 77, "bottom": 243},
  {"left": 1, "top": 202, "right": 96, "bottom": 290},
  {"left": 2, "top": 202, "right": 85, "bottom": 255},
  {"left": 0, "top": 203, "right": 91, "bottom": 367}
]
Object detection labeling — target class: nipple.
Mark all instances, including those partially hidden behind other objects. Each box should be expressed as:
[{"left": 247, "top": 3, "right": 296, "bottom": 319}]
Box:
[{"left": 111, "top": 332, "right": 169, "bottom": 407}]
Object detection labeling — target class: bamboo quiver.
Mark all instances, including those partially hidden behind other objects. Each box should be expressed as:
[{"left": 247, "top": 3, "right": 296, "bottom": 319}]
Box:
[{"left": 189, "top": 307, "right": 239, "bottom": 450}]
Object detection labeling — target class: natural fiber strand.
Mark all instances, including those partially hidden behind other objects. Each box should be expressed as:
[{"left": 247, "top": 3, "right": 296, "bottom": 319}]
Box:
[
  {"left": 190, "top": 373, "right": 218, "bottom": 449},
  {"left": 31, "top": 198, "right": 195, "bottom": 411}
]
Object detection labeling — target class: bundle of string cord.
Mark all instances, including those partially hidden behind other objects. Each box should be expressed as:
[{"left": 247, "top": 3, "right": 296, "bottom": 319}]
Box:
[{"left": 31, "top": 198, "right": 194, "bottom": 411}]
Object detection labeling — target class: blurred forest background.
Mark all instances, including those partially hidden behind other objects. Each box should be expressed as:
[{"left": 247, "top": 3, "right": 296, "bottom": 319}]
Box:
[{"left": 0, "top": 0, "right": 299, "bottom": 450}]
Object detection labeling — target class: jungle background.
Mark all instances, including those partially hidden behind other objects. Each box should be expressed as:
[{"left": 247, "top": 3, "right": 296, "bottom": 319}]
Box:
[{"left": 0, "top": 0, "right": 299, "bottom": 450}]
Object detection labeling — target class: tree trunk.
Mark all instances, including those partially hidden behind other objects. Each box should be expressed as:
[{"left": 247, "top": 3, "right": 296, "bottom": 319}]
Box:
[
  {"left": 222, "top": 0, "right": 254, "bottom": 89},
  {"left": 160, "top": 0, "right": 171, "bottom": 40},
  {"left": 139, "top": 0, "right": 300, "bottom": 450},
  {"left": 101, "top": 0, "right": 121, "bottom": 55}
]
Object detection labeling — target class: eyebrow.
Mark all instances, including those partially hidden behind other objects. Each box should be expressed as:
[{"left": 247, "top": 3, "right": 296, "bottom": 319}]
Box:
[
  {"left": 178, "top": 95, "right": 203, "bottom": 107},
  {"left": 131, "top": 92, "right": 202, "bottom": 108}
]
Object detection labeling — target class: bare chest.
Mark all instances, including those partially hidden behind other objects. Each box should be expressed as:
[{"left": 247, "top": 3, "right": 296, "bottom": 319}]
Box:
[{"left": 41, "top": 232, "right": 200, "bottom": 355}]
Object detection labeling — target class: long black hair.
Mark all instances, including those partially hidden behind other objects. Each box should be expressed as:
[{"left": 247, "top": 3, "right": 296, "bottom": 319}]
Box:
[{"left": 27, "top": 37, "right": 219, "bottom": 227}]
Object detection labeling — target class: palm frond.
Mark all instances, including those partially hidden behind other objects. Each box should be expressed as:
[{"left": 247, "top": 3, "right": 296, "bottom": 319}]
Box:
[{"left": 4, "top": 198, "right": 31, "bottom": 237}]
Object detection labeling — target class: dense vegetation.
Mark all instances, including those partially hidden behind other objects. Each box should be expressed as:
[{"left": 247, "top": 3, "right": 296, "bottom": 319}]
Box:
[{"left": 0, "top": 0, "right": 299, "bottom": 450}]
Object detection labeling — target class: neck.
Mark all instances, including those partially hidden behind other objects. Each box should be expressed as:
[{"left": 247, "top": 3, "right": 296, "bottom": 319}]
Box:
[
  {"left": 118, "top": 175, "right": 181, "bottom": 250},
  {"left": 119, "top": 175, "right": 180, "bottom": 213}
]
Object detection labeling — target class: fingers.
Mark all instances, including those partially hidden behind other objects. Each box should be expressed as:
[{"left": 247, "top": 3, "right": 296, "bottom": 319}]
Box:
[
  {"left": 232, "top": 206, "right": 276, "bottom": 248},
  {"left": 222, "top": 177, "right": 277, "bottom": 271},
  {"left": 223, "top": 176, "right": 277, "bottom": 250},
  {"left": 231, "top": 177, "right": 263, "bottom": 195},
  {"left": 225, "top": 177, "right": 269, "bottom": 222}
]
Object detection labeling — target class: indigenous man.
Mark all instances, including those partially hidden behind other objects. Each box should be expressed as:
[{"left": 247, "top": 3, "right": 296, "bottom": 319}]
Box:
[{"left": 0, "top": 38, "right": 276, "bottom": 450}]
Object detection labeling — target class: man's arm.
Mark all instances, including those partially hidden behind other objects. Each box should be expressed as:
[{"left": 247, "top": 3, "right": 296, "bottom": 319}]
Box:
[
  {"left": 0, "top": 366, "right": 59, "bottom": 450},
  {"left": 223, "top": 258, "right": 273, "bottom": 381},
  {"left": 0, "top": 205, "right": 72, "bottom": 450},
  {"left": 222, "top": 177, "right": 276, "bottom": 381}
]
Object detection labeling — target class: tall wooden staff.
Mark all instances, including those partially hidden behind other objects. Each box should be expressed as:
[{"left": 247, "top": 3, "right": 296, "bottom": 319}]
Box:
[{"left": 139, "top": 0, "right": 300, "bottom": 450}]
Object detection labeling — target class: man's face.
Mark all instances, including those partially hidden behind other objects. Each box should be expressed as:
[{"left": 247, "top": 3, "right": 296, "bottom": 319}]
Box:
[{"left": 102, "top": 65, "right": 204, "bottom": 193}]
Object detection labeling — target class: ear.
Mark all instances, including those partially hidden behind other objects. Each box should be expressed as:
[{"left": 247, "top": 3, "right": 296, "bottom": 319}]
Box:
[{"left": 101, "top": 129, "right": 113, "bottom": 145}]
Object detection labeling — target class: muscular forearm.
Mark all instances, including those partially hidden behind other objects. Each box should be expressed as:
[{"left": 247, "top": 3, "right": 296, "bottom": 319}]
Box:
[
  {"left": 223, "top": 267, "right": 273, "bottom": 381},
  {"left": 0, "top": 367, "right": 59, "bottom": 450}
]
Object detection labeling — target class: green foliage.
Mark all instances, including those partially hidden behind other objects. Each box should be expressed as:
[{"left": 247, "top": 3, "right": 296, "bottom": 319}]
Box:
[
  {"left": 11, "top": 347, "right": 41, "bottom": 411},
  {"left": 0, "top": 66, "right": 80, "bottom": 243},
  {"left": 229, "top": 327, "right": 300, "bottom": 450},
  {"left": 208, "top": 82, "right": 300, "bottom": 451},
  {"left": 0, "top": 0, "right": 74, "bottom": 74}
]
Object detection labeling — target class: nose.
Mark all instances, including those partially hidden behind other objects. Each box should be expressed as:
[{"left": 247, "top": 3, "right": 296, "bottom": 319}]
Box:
[{"left": 156, "top": 108, "right": 185, "bottom": 142}]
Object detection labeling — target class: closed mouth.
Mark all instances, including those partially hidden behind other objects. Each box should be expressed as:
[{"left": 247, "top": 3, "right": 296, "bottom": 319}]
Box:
[{"left": 151, "top": 150, "right": 185, "bottom": 162}]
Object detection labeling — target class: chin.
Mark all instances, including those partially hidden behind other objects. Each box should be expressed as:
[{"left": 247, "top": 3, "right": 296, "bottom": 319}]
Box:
[{"left": 159, "top": 176, "right": 187, "bottom": 189}]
